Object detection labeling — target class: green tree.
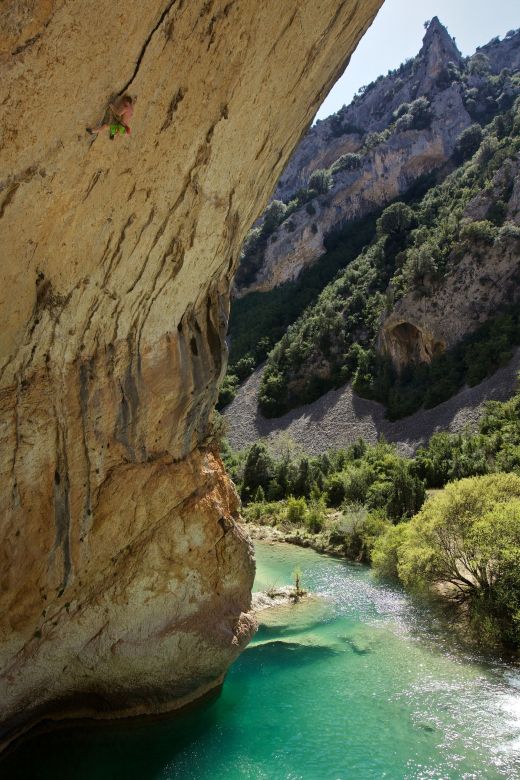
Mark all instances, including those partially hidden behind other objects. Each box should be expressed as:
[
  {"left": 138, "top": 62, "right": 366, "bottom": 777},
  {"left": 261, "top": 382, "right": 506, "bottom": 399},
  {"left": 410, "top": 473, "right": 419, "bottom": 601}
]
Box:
[
  {"left": 384, "top": 460, "right": 425, "bottom": 522},
  {"left": 241, "top": 443, "right": 274, "bottom": 502},
  {"left": 344, "top": 463, "right": 377, "bottom": 505},
  {"left": 474, "top": 500, "right": 520, "bottom": 645},
  {"left": 325, "top": 473, "right": 348, "bottom": 507},
  {"left": 254, "top": 485, "right": 266, "bottom": 503},
  {"left": 415, "top": 432, "right": 459, "bottom": 487},
  {"left": 308, "top": 168, "right": 332, "bottom": 194},
  {"left": 376, "top": 202, "right": 414, "bottom": 237},
  {"left": 396, "top": 474, "right": 520, "bottom": 597},
  {"left": 454, "top": 124, "right": 482, "bottom": 162},
  {"left": 294, "top": 457, "right": 313, "bottom": 498},
  {"left": 266, "top": 478, "right": 282, "bottom": 501}
]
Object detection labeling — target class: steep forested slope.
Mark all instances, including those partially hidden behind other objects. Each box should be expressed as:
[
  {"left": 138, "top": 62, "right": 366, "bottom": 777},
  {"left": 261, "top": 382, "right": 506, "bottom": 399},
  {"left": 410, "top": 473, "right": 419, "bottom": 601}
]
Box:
[
  {"left": 259, "top": 105, "right": 520, "bottom": 418},
  {"left": 221, "top": 22, "right": 520, "bottom": 419}
]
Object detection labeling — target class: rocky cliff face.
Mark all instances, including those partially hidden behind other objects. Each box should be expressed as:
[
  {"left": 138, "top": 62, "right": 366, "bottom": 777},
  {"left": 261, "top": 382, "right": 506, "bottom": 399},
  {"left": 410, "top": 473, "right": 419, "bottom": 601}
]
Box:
[
  {"left": 0, "top": 0, "right": 382, "bottom": 748},
  {"left": 235, "top": 21, "right": 520, "bottom": 298},
  {"left": 273, "top": 16, "right": 464, "bottom": 202},
  {"left": 380, "top": 159, "right": 520, "bottom": 370},
  {"left": 240, "top": 86, "right": 470, "bottom": 294},
  {"left": 477, "top": 27, "right": 520, "bottom": 73}
]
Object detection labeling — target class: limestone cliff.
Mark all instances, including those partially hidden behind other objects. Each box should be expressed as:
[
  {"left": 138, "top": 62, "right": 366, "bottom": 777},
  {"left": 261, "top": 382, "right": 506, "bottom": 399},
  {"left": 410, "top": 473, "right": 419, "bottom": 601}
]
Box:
[
  {"left": 239, "top": 83, "right": 520, "bottom": 420},
  {"left": 380, "top": 159, "right": 520, "bottom": 370},
  {"left": 234, "top": 21, "right": 520, "bottom": 297},
  {"left": 0, "top": 0, "right": 383, "bottom": 748},
  {"left": 240, "top": 86, "right": 470, "bottom": 294},
  {"left": 273, "top": 16, "right": 464, "bottom": 202}
]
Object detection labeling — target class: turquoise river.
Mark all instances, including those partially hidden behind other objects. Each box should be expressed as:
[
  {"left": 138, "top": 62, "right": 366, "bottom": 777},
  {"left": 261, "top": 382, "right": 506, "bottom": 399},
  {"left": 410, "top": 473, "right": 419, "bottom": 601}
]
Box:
[{"left": 3, "top": 541, "right": 520, "bottom": 779}]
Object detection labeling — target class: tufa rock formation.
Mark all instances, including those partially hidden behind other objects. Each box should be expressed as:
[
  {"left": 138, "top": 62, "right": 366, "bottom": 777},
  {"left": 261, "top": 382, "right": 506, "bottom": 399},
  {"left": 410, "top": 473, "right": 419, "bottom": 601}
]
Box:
[{"left": 0, "top": 0, "right": 383, "bottom": 749}]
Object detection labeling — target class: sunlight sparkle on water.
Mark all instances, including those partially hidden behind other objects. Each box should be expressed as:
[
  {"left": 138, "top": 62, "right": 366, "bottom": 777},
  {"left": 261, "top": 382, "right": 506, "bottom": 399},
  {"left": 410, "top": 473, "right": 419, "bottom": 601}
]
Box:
[{"left": 2, "top": 541, "right": 520, "bottom": 780}]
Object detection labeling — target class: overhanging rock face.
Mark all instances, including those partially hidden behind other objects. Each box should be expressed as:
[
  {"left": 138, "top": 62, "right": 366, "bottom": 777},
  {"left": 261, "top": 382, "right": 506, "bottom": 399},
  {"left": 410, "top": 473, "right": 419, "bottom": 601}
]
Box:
[{"left": 0, "top": 0, "right": 382, "bottom": 746}]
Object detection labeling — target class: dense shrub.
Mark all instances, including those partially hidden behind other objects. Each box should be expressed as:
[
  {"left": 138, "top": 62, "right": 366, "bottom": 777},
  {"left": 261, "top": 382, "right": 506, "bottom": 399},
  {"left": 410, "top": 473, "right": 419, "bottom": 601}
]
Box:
[
  {"left": 234, "top": 355, "right": 256, "bottom": 381},
  {"left": 454, "top": 124, "right": 483, "bottom": 162},
  {"left": 308, "top": 168, "right": 332, "bottom": 194},
  {"left": 371, "top": 523, "right": 408, "bottom": 578},
  {"left": 325, "top": 473, "right": 349, "bottom": 507},
  {"left": 343, "top": 463, "right": 377, "bottom": 505},
  {"left": 393, "top": 97, "right": 432, "bottom": 132},
  {"left": 217, "top": 373, "right": 239, "bottom": 409},
  {"left": 374, "top": 474, "right": 520, "bottom": 647},
  {"left": 376, "top": 202, "right": 414, "bottom": 237},
  {"left": 393, "top": 102, "right": 411, "bottom": 120},
  {"left": 498, "top": 222, "right": 520, "bottom": 242},
  {"left": 330, "top": 153, "right": 363, "bottom": 175},
  {"left": 306, "top": 502, "right": 326, "bottom": 533},
  {"left": 329, "top": 507, "right": 390, "bottom": 562},
  {"left": 263, "top": 200, "right": 288, "bottom": 232},
  {"left": 286, "top": 497, "right": 307, "bottom": 525},
  {"left": 459, "top": 219, "right": 497, "bottom": 245},
  {"left": 468, "top": 52, "right": 491, "bottom": 76}
]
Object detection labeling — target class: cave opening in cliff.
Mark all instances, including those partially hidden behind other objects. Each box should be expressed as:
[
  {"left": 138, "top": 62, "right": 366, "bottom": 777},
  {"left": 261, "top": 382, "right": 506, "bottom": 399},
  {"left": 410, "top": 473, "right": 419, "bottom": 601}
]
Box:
[{"left": 388, "top": 322, "right": 445, "bottom": 369}]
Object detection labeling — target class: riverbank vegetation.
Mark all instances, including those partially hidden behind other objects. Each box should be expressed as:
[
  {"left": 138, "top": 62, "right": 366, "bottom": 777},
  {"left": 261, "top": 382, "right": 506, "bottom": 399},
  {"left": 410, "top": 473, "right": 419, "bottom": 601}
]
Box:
[
  {"left": 373, "top": 473, "right": 520, "bottom": 648},
  {"left": 222, "top": 382, "right": 520, "bottom": 649}
]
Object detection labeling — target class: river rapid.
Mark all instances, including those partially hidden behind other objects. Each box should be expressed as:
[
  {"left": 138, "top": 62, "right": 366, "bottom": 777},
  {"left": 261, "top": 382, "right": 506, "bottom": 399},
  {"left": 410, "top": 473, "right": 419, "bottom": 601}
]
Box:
[{"left": 3, "top": 541, "right": 520, "bottom": 779}]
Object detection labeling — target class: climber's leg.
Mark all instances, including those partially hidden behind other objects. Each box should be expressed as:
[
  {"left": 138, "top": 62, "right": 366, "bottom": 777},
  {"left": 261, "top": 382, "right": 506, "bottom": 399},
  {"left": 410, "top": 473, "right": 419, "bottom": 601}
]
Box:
[{"left": 86, "top": 123, "right": 110, "bottom": 135}]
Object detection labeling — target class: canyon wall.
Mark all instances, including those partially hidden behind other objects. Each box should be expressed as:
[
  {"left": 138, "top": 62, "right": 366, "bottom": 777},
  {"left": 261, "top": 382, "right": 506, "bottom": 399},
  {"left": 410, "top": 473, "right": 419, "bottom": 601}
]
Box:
[
  {"left": 0, "top": 0, "right": 383, "bottom": 748},
  {"left": 273, "top": 16, "right": 463, "bottom": 201},
  {"left": 380, "top": 158, "right": 520, "bottom": 370},
  {"left": 234, "top": 21, "right": 520, "bottom": 299},
  {"left": 238, "top": 85, "right": 470, "bottom": 295}
]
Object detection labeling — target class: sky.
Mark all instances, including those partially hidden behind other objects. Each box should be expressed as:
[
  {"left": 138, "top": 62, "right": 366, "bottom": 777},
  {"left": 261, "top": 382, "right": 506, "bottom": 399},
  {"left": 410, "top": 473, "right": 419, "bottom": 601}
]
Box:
[{"left": 315, "top": 0, "right": 520, "bottom": 120}]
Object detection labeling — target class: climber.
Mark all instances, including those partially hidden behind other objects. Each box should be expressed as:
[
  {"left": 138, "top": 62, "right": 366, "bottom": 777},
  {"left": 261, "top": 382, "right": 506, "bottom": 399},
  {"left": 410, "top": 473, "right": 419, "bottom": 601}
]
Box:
[{"left": 87, "top": 95, "right": 134, "bottom": 139}]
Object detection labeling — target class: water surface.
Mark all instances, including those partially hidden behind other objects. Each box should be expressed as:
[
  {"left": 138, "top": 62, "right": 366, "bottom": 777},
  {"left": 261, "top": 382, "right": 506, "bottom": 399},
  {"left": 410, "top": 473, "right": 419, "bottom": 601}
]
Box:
[{"left": 4, "top": 542, "right": 520, "bottom": 779}]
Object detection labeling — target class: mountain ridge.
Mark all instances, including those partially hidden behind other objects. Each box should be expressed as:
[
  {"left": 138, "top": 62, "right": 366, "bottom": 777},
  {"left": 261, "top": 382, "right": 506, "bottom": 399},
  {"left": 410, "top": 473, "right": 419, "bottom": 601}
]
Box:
[{"left": 235, "top": 20, "right": 520, "bottom": 299}]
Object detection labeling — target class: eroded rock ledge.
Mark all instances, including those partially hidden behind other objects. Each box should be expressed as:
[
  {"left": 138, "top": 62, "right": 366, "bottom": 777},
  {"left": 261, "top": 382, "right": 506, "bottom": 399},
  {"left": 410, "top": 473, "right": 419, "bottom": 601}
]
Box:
[{"left": 0, "top": 0, "right": 382, "bottom": 749}]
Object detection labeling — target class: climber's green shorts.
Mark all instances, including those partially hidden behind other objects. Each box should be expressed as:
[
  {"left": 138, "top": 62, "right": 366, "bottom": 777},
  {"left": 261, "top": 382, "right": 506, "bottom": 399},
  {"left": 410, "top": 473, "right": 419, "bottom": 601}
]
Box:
[{"left": 109, "top": 123, "right": 127, "bottom": 137}]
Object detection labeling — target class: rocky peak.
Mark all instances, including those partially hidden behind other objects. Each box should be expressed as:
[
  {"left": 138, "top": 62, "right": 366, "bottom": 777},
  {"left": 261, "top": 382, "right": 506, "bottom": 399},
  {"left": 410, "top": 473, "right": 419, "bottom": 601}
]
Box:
[
  {"left": 422, "top": 17, "right": 461, "bottom": 62},
  {"left": 271, "top": 17, "right": 465, "bottom": 203},
  {"left": 416, "top": 17, "right": 462, "bottom": 93}
]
